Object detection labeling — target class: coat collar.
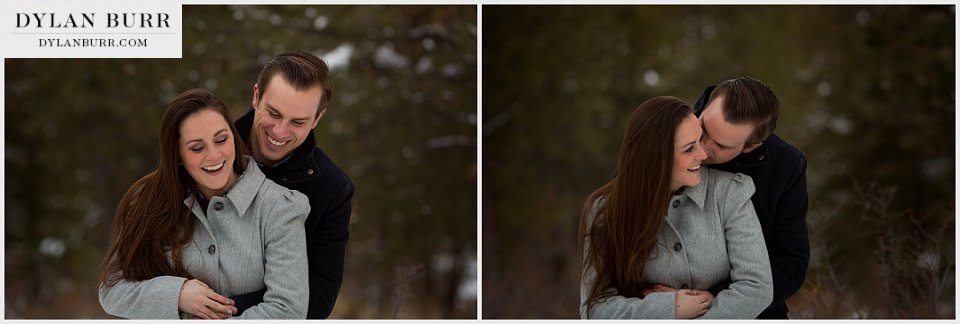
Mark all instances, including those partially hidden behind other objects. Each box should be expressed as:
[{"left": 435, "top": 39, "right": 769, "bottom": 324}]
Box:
[
  {"left": 720, "top": 139, "right": 771, "bottom": 170},
  {"left": 183, "top": 156, "right": 265, "bottom": 218},
  {"left": 675, "top": 167, "right": 708, "bottom": 211}
]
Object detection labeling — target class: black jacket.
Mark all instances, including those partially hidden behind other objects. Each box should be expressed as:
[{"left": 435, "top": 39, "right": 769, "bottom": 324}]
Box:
[
  {"left": 231, "top": 108, "right": 355, "bottom": 319},
  {"left": 695, "top": 85, "right": 810, "bottom": 319}
]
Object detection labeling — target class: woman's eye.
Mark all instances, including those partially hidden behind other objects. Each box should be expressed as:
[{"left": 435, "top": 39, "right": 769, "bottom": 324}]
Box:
[
  {"left": 190, "top": 147, "right": 203, "bottom": 152},
  {"left": 684, "top": 146, "right": 693, "bottom": 153},
  {"left": 215, "top": 137, "right": 228, "bottom": 144}
]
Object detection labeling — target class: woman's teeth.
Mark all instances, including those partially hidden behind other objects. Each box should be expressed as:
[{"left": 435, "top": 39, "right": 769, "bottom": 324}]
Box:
[
  {"left": 201, "top": 161, "right": 225, "bottom": 172},
  {"left": 687, "top": 165, "right": 700, "bottom": 172}
]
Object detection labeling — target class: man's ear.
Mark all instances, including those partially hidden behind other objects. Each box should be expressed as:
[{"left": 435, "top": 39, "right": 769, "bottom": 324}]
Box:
[
  {"left": 311, "top": 108, "right": 326, "bottom": 129},
  {"left": 252, "top": 83, "right": 261, "bottom": 109},
  {"left": 742, "top": 142, "right": 763, "bottom": 154}
]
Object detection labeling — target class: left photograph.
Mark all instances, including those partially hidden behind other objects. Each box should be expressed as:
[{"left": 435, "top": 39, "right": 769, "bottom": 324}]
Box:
[{"left": 5, "top": 5, "right": 477, "bottom": 319}]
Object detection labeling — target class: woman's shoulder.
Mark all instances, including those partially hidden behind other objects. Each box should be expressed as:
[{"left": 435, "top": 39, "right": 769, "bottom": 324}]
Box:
[
  {"left": 703, "top": 167, "right": 755, "bottom": 199},
  {"left": 260, "top": 178, "right": 309, "bottom": 207},
  {"left": 239, "top": 160, "right": 310, "bottom": 220},
  {"left": 255, "top": 178, "right": 310, "bottom": 227},
  {"left": 592, "top": 195, "right": 607, "bottom": 210},
  {"left": 584, "top": 195, "right": 607, "bottom": 225}
]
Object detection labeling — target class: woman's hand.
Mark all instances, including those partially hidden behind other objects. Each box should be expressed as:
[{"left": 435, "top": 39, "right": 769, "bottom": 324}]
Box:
[
  {"left": 178, "top": 279, "right": 238, "bottom": 319},
  {"left": 675, "top": 289, "right": 711, "bottom": 319}
]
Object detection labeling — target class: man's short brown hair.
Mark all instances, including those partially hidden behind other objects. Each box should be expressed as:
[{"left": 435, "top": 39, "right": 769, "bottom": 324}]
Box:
[
  {"left": 707, "top": 77, "right": 780, "bottom": 145},
  {"left": 256, "top": 50, "right": 333, "bottom": 119}
]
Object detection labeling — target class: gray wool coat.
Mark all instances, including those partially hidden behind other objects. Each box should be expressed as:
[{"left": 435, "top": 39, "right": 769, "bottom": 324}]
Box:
[
  {"left": 99, "top": 158, "right": 310, "bottom": 319},
  {"left": 580, "top": 167, "right": 773, "bottom": 319}
]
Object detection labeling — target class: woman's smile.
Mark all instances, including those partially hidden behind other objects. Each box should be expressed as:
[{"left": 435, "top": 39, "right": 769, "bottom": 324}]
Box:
[{"left": 201, "top": 160, "right": 226, "bottom": 174}]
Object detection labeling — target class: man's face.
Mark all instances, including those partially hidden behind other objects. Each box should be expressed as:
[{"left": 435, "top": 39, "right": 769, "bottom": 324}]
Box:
[
  {"left": 250, "top": 74, "right": 324, "bottom": 166},
  {"left": 698, "top": 95, "right": 760, "bottom": 165}
]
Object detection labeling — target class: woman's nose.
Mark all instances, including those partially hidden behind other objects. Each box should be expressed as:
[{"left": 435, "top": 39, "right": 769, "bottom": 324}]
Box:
[
  {"left": 696, "top": 144, "right": 708, "bottom": 160},
  {"left": 207, "top": 149, "right": 224, "bottom": 161},
  {"left": 698, "top": 139, "right": 710, "bottom": 158}
]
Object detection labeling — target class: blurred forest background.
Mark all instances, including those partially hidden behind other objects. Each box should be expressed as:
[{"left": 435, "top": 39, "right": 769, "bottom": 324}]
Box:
[
  {"left": 483, "top": 5, "right": 954, "bottom": 319},
  {"left": 5, "top": 5, "right": 476, "bottom": 319}
]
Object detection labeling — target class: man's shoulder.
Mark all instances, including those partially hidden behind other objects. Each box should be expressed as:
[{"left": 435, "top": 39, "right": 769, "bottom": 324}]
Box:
[
  {"left": 309, "top": 146, "right": 354, "bottom": 190},
  {"left": 765, "top": 133, "right": 807, "bottom": 167}
]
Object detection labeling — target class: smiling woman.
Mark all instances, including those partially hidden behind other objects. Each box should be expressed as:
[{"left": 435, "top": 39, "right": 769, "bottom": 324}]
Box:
[
  {"left": 179, "top": 110, "right": 238, "bottom": 199},
  {"left": 96, "top": 88, "right": 312, "bottom": 319},
  {"left": 670, "top": 114, "right": 707, "bottom": 192}
]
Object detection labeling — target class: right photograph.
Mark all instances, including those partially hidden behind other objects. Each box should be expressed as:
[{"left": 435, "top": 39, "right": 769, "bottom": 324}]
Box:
[{"left": 482, "top": 5, "right": 954, "bottom": 320}]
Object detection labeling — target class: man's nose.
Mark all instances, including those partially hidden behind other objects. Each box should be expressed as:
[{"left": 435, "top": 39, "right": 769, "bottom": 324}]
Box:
[{"left": 273, "top": 122, "right": 290, "bottom": 138}]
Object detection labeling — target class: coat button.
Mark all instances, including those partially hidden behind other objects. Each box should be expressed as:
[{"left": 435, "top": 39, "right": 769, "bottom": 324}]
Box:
[
  {"left": 759, "top": 155, "right": 765, "bottom": 161},
  {"left": 208, "top": 245, "right": 216, "bottom": 254},
  {"left": 672, "top": 200, "right": 680, "bottom": 208},
  {"left": 674, "top": 242, "right": 682, "bottom": 251},
  {"left": 213, "top": 202, "right": 223, "bottom": 211},
  {"left": 307, "top": 169, "right": 314, "bottom": 175},
  {"left": 681, "top": 284, "right": 690, "bottom": 289}
]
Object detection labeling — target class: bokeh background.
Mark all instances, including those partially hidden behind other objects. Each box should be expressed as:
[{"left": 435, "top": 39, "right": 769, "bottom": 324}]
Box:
[
  {"left": 5, "top": 5, "right": 477, "bottom": 319},
  {"left": 483, "top": 5, "right": 954, "bottom": 319}
]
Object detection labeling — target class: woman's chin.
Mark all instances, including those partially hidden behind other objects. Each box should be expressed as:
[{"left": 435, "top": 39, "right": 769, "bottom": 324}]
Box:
[{"left": 196, "top": 179, "right": 228, "bottom": 195}]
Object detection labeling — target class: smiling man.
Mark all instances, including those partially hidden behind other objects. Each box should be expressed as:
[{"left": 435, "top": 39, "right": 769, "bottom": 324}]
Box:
[
  {"left": 231, "top": 51, "right": 355, "bottom": 319},
  {"left": 693, "top": 77, "right": 809, "bottom": 319}
]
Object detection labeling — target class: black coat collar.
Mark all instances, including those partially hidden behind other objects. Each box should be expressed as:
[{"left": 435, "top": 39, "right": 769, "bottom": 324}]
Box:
[{"left": 716, "top": 140, "right": 770, "bottom": 171}]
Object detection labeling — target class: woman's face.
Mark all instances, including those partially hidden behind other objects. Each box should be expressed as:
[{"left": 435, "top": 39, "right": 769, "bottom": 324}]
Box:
[
  {"left": 179, "top": 109, "right": 237, "bottom": 198},
  {"left": 670, "top": 114, "right": 708, "bottom": 192}
]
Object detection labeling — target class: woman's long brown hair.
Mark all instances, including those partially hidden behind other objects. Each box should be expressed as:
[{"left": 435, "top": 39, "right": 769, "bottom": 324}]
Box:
[
  {"left": 97, "top": 89, "right": 249, "bottom": 287},
  {"left": 579, "top": 96, "right": 694, "bottom": 317}
]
